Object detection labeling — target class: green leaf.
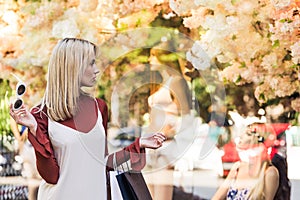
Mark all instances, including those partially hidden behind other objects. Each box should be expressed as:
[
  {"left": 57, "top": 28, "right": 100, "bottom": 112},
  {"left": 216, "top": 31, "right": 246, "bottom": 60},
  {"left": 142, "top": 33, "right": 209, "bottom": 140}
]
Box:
[
  {"left": 235, "top": 74, "right": 242, "bottom": 83},
  {"left": 290, "top": 64, "right": 300, "bottom": 68},
  {"left": 259, "top": 93, "right": 265, "bottom": 101},
  {"left": 272, "top": 40, "right": 280, "bottom": 48},
  {"left": 158, "top": 53, "right": 179, "bottom": 62},
  {"left": 279, "top": 18, "right": 293, "bottom": 23},
  {"left": 239, "top": 62, "right": 246, "bottom": 68},
  {"left": 231, "top": 0, "right": 238, "bottom": 5}
]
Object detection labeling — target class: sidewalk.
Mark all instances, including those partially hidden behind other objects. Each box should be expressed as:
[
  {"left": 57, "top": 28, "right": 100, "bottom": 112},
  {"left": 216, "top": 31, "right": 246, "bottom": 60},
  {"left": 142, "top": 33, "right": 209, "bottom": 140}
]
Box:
[
  {"left": 287, "top": 146, "right": 300, "bottom": 200},
  {"left": 291, "top": 179, "right": 300, "bottom": 200},
  {"left": 144, "top": 169, "right": 223, "bottom": 199},
  {"left": 144, "top": 161, "right": 299, "bottom": 200}
]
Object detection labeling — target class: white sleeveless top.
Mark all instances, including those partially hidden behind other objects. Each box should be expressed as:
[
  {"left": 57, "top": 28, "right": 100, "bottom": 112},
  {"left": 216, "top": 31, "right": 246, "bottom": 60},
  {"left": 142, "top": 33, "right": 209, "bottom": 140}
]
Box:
[{"left": 37, "top": 101, "right": 107, "bottom": 200}]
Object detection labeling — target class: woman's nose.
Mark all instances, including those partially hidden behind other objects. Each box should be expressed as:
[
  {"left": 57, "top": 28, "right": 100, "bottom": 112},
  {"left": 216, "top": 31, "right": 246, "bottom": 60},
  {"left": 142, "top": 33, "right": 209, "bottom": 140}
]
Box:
[
  {"left": 149, "top": 55, "right": 159, "bottom": 64},
  {"left": 94, "top": 65, "right": 100, "bottom": 74}
]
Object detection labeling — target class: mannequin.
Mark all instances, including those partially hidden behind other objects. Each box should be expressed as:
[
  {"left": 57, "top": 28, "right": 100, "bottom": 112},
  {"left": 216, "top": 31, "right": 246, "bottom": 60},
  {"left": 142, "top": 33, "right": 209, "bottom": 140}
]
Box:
[{"left": 145, "top": 47, "right": 197, "bottom": 200}]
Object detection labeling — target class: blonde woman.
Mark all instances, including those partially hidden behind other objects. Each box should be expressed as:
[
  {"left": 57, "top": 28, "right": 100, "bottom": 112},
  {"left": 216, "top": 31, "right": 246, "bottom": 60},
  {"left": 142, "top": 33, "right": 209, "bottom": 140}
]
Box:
[
  {"left": 9, "top": 38, "right": 166, "bottom": 200},
  {"left": 212, "top": 123, "right": 279, "bottom": 200}
]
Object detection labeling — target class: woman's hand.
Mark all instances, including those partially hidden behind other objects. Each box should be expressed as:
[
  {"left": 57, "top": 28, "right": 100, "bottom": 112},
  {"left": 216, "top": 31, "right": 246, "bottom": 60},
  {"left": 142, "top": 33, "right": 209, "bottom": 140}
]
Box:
[
  {"left": 140, "top": 133, "right": 166, "bottom": 149},
  {"left": 9, "top": 104, "right": 37, "bottom": 136}
]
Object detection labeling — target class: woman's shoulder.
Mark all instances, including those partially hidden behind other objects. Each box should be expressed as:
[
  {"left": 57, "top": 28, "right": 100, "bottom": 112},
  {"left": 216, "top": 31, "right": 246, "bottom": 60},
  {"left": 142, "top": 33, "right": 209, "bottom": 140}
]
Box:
[
  {"left": 264, "top": 165, "right": 279, "bottom": 184},
  {"left": 232, "top": 161, "right": 241, "bottom": 169},
  {"left": 169, "top": 75, "right": 189, "bottom": 90},
  {"left": 95, "top": 98, "right": 107, "bottom": 106},
  {"left": 170, "top": 75, "right": 186, "bottom": 85},
  {"left": 30, "top": 104, "right": 48, "bottom": 119},
  {"left": 95, "top": 98, "right": 108, "bottom": 113},
  {"left": 226, "top": 161, "right": 241, "bottom": 179},
  {"left": 265, "top": 165, "right": 279, "bottom": 177}
]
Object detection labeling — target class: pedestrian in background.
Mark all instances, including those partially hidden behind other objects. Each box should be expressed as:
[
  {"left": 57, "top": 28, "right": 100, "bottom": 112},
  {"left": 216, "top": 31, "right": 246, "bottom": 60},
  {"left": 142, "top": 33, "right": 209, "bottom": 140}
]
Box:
[{"left": 10, "top": 118, "right": 41, "bottom": 200}]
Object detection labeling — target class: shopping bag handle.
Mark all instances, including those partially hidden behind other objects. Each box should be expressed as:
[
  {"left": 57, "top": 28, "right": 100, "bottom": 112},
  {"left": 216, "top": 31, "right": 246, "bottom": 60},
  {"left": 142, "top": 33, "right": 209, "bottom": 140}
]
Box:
[{"left": 113, "top": 151, "right": 131, "bottom": 174}]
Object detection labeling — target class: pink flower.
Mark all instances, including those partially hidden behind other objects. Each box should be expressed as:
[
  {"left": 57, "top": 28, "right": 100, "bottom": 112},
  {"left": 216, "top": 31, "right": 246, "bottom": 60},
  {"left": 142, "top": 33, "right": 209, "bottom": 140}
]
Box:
[{"left": 291, "top": 41, "right": 300, "bottom": 64}]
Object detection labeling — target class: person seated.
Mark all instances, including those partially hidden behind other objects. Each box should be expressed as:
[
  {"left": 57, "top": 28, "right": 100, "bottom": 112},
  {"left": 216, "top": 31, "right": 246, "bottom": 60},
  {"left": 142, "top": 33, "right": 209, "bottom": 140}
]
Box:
[{"left": 212, "top": 122, "right": 279, "bottom": 200}]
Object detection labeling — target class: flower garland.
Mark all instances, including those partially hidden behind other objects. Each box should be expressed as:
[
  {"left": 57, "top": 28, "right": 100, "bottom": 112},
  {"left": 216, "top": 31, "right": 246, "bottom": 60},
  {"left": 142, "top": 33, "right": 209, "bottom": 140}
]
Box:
[
  {"left": 171, "top": 0, "right": 300, "bottom": 111},
  {"left": 0, "top": 0, "right": 299, "bottom": 113}
]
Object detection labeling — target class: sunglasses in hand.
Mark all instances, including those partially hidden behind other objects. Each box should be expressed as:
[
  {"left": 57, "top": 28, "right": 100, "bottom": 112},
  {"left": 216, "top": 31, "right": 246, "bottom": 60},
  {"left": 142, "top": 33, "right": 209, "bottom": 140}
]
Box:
[{"left": 11, "top": 73, "right": 26, "bottom": 110}]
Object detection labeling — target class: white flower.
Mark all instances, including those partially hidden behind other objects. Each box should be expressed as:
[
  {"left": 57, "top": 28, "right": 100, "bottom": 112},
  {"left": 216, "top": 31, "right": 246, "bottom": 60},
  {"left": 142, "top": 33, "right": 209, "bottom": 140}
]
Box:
[
  {"left": 52, "top": 19, "right": 80, "bottom": 38},
  {"left": 2, "top": 11, "right": 18, "bottom": 25},
  {"left": 216, "top": 55, "right": 230, "bottom": 63},
  {"left": 183, "top": 7, "right": 208, "bottom": 29},
  {"left": 169, "top": 0, "right": 196, "bottom": 15},
  {"left": 261, "top": 53, "right": 278, "bottom": 69},
  {"left": 226, "top": 16, "right": 239, "bottom": 25},
  {"left": 280, "top": 22, "right": 294, "bottom": 33},
  {"left": 270, "top": 0, "right": 291, "bottom": 10},
  {"left": 197, "top": 37, "right": 221, "bottom": 58},
  {"left": 1, "top": 11, "right": 19, "bottom": 35},
  {"left": 79, "top": 0, "right": 98, "bottom": 12},
  {"left": 236, "top": 0, "right": 256, "bottom": 14},
  {"left": 291, "top": 41, "right": 300, "bottom": 64},
  {"left": 186, "top": 41, "right": 211, "bottom": 70}
]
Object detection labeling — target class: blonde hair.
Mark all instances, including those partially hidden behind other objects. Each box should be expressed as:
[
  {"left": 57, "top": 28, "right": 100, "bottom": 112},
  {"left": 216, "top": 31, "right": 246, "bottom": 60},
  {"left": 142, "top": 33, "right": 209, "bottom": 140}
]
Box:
[
  {"left": 248, "top": 161, "right": 268, "bottom": 200},
  {"left": 248, "top": 122, "right": 276, "bottom": 147},
  {"left": 149, "top": 48, "right": 182, "bottom": 74},
  {"left": 247, "top": 122, "right": 275, "bottom": 199},
  {"left": 41, "top": 38, "right": 98, "bottom": 121}
]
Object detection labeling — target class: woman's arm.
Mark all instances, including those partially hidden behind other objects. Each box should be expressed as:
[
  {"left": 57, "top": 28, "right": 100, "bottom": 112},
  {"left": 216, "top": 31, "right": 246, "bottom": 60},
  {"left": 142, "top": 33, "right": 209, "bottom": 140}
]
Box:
[
  {"left": 10, "top": 104, "right": 60, "bottom": 184},
  {"left": 264, "top": 166, "right": 279, "bottom": 200},
  {"left": 27, "top": 107, "right": 60, "bottom": 184},
  {"left": 106, "top": 133, "right": 166, "bottom": 171},
  {"left": 105, "top": 138, "right": 145, "bottom": 171},
  {"left": 212, "top": 162, "right": 240, "bottom": 200}
]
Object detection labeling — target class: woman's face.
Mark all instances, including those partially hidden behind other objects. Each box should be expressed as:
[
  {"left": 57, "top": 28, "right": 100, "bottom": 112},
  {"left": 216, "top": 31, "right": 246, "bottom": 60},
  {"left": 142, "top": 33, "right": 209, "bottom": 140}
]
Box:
[
  {"left": 149, "top": 52, "right": 162, "bottom": 72},
  {"left": 237, "top": 126, "right": 256, "bottom": 150},
  {"left": 80, "top": 57, "right": 99, "bottom": 87}
]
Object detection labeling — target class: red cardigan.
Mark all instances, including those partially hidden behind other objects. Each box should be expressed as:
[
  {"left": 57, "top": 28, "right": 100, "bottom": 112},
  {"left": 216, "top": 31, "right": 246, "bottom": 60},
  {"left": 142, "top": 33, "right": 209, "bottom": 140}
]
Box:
[{"left": 28, "top": 98, "right": 145, "bottom": 199}]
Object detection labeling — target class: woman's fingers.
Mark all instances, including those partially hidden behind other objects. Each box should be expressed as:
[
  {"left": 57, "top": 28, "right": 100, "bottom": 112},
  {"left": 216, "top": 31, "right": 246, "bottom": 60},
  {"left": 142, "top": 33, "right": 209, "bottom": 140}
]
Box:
[
  {"left": 153, "top": 134, "right": 165, "bottom": 144},
  {"left": 9, "top": 104, "right": 28, "bottom": 123},
  {"left": 153, "top": 133, "right": 166, "bottom": 146},
  {"left": 140, "top": 132, "right": 168, "bottom": 149},
  {"left": 140, "top": 133, "right": 166, "bottom": 149},
  {"left": 11, "top": 108, "right": 24, "bottom": 118},
  {"left": 154, "top": 132, "right": 166, "bottom": 141}
]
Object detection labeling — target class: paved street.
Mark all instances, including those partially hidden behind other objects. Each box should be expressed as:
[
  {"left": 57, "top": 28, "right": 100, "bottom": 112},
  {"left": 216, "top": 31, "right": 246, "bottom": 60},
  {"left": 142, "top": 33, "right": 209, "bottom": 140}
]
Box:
[
  {"left": 144, "top": 169, "right": 299, "bottom": 200},
  {"left": 288, "top": 146, "right": 300, "bottom": 200},
  {"left": 291, "top": 179, "right": 300, "bottom": 200}
]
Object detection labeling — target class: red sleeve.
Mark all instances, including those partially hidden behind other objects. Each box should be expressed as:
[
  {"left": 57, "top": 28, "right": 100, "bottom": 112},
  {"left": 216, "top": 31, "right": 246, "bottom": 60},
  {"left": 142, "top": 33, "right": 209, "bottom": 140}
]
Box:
[
  {"left": 27, "top": 106, "right": 59, "bottom": 184},
  {"left": 96, "top": 98, "right": 109, "bottom": 157},
  {"left": 123, "top": 138, "right": 146, "bottom": 171},
  {"left": 106, "top": 138, "right": 146, "bottom": 171}
]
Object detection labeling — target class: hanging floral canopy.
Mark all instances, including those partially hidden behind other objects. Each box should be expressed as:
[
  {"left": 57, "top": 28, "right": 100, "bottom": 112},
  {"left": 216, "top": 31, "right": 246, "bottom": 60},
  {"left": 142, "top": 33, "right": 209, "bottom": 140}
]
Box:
[{"left": 0, "top": 0, "right": 299, "bottom": 116}]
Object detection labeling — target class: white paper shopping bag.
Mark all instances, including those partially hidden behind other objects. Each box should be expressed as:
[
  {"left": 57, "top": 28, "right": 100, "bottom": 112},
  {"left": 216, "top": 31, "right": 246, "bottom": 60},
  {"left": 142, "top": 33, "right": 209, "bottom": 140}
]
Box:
[
  {"left": 109, "top": 152, "right": 123, "bottom": 200},
  {"left": 109, "top": 170, "right": 123, "bottom": 200}
]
